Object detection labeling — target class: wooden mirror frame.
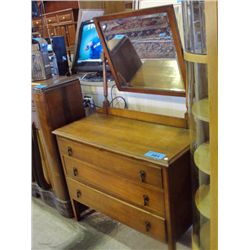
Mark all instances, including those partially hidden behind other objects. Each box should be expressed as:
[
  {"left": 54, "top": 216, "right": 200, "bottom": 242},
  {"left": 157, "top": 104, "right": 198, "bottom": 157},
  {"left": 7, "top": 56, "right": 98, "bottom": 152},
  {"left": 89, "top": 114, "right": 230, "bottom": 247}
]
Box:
[{"left": 94, "top": 5, "right": 186, "bottom": 97}]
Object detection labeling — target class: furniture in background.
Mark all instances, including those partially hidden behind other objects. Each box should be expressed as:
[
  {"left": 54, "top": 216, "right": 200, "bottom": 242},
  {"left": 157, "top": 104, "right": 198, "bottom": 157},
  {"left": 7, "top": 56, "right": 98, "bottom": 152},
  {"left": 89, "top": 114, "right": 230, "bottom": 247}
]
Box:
[
  {"left": 32, "top": 8, "right": 79, "bottom": 53},
  {"left": 182, "top": 1, "right": 218, "bottom": 249},
  {"left": 43, "top": 1, "right": 79, "bottom": 13},
  {"left": 32, "top": 123, "right": 51, "bottom": 189},
  {"left": 78, "top": 1, "right": 134, "bottom": 14},
  {"left": 32, "top": 76, "right": 85, "bottom": 217},
  {"left": 32, "top": 1, "right": 134, "bottom": 53},
  {"left": 32, "top": 101, "right": 51, "bottom": 193}
]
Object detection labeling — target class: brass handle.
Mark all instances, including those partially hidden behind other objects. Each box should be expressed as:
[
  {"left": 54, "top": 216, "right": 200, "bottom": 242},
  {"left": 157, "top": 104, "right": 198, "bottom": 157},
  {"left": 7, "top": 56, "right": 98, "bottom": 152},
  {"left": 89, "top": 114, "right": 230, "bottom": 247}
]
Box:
[
  {"left": 62, "top": 16, "right": 65, "bottom": 19},
  {"left": 73, "top": 167, "right": 78, "bottom": 176},
  {"left": 76, "top": 189, "right": 81, "bottom": 198},
  {"left": 48, "top": 19, "right": 51, "bottom": 22},
  {"left": 36, "top": 21, "right": 39, "bottom": 24},
  {"left": 51, "top": 33, "right": 54, "bottom": 36},
  {"left": 144, "top": 221, "right": 151, "bottom": 232},
  {"left": 139, "top": 170, "right": 146, "bottom": 182},
  {"left": 143, "top": 194, "right": 149, "bottom": 206},
  {"left": 67, "top": 146, "right": 72, "bottom": 156}
]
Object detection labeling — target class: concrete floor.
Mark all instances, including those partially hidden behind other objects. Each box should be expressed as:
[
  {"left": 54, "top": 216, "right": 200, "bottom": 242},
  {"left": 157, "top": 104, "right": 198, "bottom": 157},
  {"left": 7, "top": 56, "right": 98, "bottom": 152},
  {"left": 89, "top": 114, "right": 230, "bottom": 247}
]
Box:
[{"left": 32, "top": 197, "right": 192, "bottom": 250}]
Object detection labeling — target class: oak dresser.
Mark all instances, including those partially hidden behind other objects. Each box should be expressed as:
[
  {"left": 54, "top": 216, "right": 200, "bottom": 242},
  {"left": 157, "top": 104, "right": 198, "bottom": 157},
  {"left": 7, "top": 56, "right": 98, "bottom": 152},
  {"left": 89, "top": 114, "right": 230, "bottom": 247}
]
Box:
[{"left": 53, "top": 112, "right": 192, "bottom": 250}]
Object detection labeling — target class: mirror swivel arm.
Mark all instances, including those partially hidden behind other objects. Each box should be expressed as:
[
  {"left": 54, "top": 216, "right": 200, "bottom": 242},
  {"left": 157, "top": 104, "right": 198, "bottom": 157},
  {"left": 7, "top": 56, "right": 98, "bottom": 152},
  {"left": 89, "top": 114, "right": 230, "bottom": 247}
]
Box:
[{"left": 102, "top": 52, "right": 110, "bottom": 114}]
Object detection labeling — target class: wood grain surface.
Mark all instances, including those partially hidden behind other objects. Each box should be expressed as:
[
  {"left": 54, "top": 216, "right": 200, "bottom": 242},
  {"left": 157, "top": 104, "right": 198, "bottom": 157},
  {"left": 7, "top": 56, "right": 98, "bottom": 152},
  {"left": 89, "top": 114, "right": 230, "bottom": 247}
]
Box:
[
  {"left": 67, "top": 177, "right": 167, "bottom": 242},
  {"left": 195, "top": 185, "right": 210, "bottom": 219},
  {"left": 192, "top": 98, "right": 209, "bottom": 122},
  {"left": 57, "top": 136, "right": 163, "bottom": 188},
  {"left": 97, "top": 107, "right": 187, "bottom": 128},
  {"left": 53, "top": 113, "right": 190, "bottom": 166},
  {"left": 194, "top": 142, "right": 210, "bottom": 175},
  {"left": 63, "top": 155, "right": 165, "bottom": 216}
]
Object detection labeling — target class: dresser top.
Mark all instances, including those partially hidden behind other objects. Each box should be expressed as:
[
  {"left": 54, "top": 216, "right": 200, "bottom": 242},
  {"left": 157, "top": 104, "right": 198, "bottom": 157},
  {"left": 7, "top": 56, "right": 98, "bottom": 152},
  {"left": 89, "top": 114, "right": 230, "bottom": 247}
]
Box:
[
  {"left": 53, "top": 113, "right": 190, "bottom": 167},
  {"left": 32, "top": 76, "right": 79, "bottom": 93}
]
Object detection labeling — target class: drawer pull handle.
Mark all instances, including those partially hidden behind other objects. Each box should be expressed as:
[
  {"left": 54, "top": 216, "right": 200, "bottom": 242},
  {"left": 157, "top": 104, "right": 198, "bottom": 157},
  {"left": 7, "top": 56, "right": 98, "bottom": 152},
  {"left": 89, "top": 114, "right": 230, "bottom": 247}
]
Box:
[
  {"left": 76, "top": 190, "right": 81, "bottom": 198},
  {"left": 73, "top": 167, "right": 78, "bottom": 176},
  {"left": 144, "top": 221, "right": 151, "bottom": 232},
  {"left": 139, "top": 170, "right": 146, "bottom": 182},
  {"left": 143, "top": 194, "right": 149, "bottom": 206},
  {"left": 67, "top": 146, "right": 72, "bottom": 156}
]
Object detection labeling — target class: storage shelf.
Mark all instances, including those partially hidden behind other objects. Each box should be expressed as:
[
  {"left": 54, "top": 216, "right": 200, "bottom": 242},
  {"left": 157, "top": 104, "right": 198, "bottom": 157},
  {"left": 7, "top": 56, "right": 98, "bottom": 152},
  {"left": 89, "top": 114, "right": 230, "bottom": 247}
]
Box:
[
  {"left": 192, "top": 222, "right": 210, "bottom": 250},
  {"left": 192, "top": 221, "right": 210, "bottom": 250},
  {"left": 195, "top": 185, "right": 210, "bottom": 219},
  {"left": 200, "top": 221, "right": 210, "bottom": 250},
  {"left": 192, "top": 98, "right": 209, "bottom": 122},
  {"left": 194, "top": 142, "right": 210, "bottom": 175},
  {"left": 192, "top": 232, "right": 200, "bottom": 250}
]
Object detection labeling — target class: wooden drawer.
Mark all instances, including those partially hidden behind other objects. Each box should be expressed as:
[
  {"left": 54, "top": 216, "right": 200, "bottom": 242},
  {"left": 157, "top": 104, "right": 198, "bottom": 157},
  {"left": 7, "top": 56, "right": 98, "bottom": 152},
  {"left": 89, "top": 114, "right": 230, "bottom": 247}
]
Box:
[
  {"left": 48, "top": 28, "right": 56, "bottom": 37},
  {"left": 33, "top": 19, "right": 42, "bottom": 27},
  {"left": 46, "top": 16, "right": 57, "bottom": 25},
  {"left": 67, "top": 178, "right": 166, "bottom": 242},
  {"left": 63, "top": 156, "right": 165, "bottom": 216},
  {"left": 58, "top": 13, "right": 73, "bottom": 23},
  {"left": 57, "top": 137, "right": 163, "bottom": 188}
]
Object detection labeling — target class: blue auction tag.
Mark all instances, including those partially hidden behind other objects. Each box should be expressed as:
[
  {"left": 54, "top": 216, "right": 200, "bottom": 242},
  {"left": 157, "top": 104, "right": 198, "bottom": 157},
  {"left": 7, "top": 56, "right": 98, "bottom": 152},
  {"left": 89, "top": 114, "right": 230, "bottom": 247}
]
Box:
[
  {"left": 144, "top": 151, "right": 166, "bottom": 160},
  {"left": 34, "top": 84, "right": 46, "bottom": 89},
  {"left": 113, "top": 34, "right": 125, "bottom": 40}
]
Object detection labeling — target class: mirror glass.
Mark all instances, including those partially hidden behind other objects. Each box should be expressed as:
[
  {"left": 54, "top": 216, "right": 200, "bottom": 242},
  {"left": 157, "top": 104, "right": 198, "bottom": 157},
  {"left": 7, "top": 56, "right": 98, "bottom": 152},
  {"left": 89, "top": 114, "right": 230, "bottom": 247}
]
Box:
[{"left": 96, "top": 8, "right": 185, "bottom": 96}]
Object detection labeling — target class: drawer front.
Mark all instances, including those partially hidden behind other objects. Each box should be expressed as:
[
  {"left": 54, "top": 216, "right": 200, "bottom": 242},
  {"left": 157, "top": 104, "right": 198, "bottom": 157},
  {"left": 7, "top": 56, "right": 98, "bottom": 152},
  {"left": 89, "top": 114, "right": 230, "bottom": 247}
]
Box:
[
  {"left": 58, "top": 13, "right": 73, "bottom": 23},
  {"left": 63, "top": 156, "right": 164, "bottom": 216},
  {"left": 67, "top": 24, "right": 76, "bottom": 46},
  {"left": 47, "top": 16, "right": 57, "bottom": 26},
  {"left": 48, "top": 28, "right": 56, "bottom": 37},
  {"left": 33, "top": 19, "right": 42, "bottom": 27},
  {"left": 67, "top": 178, "right": 167, "bottom": 242},
  {"left": 57, "top": 137, "right": 163, "bottom": 188}
]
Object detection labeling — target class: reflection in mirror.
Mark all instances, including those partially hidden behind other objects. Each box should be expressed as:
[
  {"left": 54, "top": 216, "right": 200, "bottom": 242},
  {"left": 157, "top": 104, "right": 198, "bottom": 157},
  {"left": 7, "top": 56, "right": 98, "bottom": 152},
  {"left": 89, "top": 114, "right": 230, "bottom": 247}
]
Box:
[{"left": 98, "top": 10, "right": 185, "bottom": 95}]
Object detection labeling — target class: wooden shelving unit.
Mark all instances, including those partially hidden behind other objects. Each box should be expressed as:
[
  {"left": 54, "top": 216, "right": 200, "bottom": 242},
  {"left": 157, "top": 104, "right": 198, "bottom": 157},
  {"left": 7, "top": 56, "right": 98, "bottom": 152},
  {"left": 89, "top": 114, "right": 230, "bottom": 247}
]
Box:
[
  {"left": 192, "top": 221, "right": 210, "bottom": 250},
  {"left": 192, "top": 233, "right": 200, "bottom": 250},
  {"left": 183, "top": 1, "right": 217, "bottom": 249},
  {"left": 192, "top": 98, "right": 209, "bottom": 122},
  {"left": 194, "top": 142, "right": 210, "bottom": 175},
  {"left": 200, "top": 221, "right": 210, "bottom": 250},
  {"left": 195, "top": 185, "right": 210, "bottom": 219}
]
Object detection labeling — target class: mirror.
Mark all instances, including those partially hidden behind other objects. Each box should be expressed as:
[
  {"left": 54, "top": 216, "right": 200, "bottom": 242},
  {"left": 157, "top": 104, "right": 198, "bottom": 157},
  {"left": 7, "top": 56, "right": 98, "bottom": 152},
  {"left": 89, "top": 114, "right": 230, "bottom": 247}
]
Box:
[{"left": 94, "top": 5, "right": 186, "bottom": 96}]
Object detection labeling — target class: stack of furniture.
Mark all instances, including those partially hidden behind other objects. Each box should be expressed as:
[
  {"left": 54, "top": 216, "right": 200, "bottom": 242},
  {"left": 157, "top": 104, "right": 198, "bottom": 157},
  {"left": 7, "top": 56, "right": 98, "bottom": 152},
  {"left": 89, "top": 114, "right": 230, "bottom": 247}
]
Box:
[{"left": 32, "top": 8, "right": 79, "bottom": 53}]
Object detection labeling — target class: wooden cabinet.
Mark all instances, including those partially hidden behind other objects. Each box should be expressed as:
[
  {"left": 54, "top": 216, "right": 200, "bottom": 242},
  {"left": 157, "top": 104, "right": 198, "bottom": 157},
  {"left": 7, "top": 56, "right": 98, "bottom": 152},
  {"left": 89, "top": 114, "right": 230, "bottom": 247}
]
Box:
[
  {"left": 67, "top": 24, "right": 76, "bottom": 46},
  {"left": 32, "top": 8, "right": 78, "bottom": 52},
  {"left": 54, "top": 112, "right": 193, "bottom": 249},
  {"left": 46, "top": 15, "right": 57, "bottom": 25},
  {"left": 78, "top": 1, "right": 133, "bottom": 14},
  {"left": 55, "top": 25, "right": 66, "bottom": 37},
  {"left": 32, "top": 76, "right": 85, "bottom": 217}
]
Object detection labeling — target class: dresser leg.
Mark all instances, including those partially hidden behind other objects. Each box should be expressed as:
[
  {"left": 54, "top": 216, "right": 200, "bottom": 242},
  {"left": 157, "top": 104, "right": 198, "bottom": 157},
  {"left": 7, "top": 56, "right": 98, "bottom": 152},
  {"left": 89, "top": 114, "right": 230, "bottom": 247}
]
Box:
[
  {"left": 162, "top": 167, "right": 176, "bottom": 250},
  {"left": 167, "top": 237, "right": 176, "bottom": 250},
  {"left": 71, "top": 199, "right": 82, "bottom": 221}
]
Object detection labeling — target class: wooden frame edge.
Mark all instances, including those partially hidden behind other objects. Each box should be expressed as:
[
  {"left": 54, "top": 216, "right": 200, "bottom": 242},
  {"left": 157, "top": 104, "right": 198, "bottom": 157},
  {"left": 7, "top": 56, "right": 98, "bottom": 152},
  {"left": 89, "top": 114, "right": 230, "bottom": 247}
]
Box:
[
  {"left": 94, "top": 5, "right": 187, "bottom": 98},
  {"left": 97, "top": 107, "right": 188, "bottom": 128}
]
